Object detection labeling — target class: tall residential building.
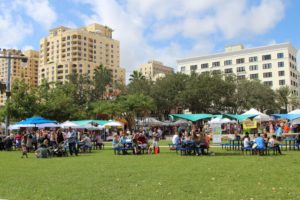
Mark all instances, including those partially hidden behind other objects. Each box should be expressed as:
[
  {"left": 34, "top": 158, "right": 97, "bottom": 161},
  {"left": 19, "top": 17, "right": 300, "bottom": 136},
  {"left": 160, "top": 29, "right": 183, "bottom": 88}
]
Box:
[
  {"left": 0, "top": 49, "right": 39, "bottom": 106},
  {"left": 138, "top": 60, "right": 174, "bottom": 81},
  {"left": 177, "top": 43, "right": 299, "bottom": 96},
  {"left": 39, "top": 23, "right": 125, "bottom": 86}
]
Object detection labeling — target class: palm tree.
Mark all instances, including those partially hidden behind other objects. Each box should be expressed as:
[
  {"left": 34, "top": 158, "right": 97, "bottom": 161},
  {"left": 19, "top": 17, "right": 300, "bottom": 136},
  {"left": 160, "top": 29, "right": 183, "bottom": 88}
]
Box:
[
  {"left": 129, "top": 70, "right": 145, "bottom": 82},
  {"left": 275, "top": 86, "right": 300, "bottom": 113}
]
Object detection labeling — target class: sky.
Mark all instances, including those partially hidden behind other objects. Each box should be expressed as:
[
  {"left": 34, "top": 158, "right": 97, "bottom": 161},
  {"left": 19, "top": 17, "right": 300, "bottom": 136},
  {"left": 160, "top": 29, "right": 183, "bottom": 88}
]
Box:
[{"left": 0, "top": 0, "right": 299, "bottom": 80}]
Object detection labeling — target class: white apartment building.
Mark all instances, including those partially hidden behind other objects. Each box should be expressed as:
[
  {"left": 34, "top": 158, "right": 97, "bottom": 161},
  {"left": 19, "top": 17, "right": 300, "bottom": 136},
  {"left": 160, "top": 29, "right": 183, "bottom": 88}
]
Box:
[{"left": 177, "top": 43, "right": 299, "bottom": 96}]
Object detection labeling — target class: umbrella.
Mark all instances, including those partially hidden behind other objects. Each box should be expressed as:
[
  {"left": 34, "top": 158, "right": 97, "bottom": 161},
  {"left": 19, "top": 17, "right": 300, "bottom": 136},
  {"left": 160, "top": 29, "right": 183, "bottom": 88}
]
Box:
[
  {"left": 172, "top": 119, "right": 192, "bottom": 126},
  {"left": 137, "top": 117, "right": 166, "bottom": 126},
  {"left": 16, "top": 117, "right": 56, "bottom": 125},
  {"left": 242, "top": 108, "right": 270, "bottom": 121},
  {"left": 104, "top": 121, "right": 124, "bottom": 128}
]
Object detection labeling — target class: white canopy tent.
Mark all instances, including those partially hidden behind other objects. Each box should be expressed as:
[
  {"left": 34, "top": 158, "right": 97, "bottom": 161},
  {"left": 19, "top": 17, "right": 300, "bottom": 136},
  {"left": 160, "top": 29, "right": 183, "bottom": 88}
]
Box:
[
  {"left": 208, "top": 118, "right": 232, "bottom": 124},
  {"left": 288, "top": 109, "right": 300, "bottom": 114},
  {"left": 242, "top": 108, "right": 271, "bottom": 122},
  {"left": 104, "top": 121, "right": 124, "bottom": 128},
  {"left": 137, "top": 117, "right": 166, "bottom": 126},
  {"left": 288, "top": 109, "right": 300, "bottom": 124}
]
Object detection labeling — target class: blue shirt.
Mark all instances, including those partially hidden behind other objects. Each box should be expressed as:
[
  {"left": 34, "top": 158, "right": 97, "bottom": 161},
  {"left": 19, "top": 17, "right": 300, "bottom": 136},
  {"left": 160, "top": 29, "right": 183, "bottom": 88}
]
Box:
[
  {"left": 276, "top": 127, "right": 282, "bottom": 137},
  {"left": 255, "top": 137, "right": 265, "bottom": 149}
]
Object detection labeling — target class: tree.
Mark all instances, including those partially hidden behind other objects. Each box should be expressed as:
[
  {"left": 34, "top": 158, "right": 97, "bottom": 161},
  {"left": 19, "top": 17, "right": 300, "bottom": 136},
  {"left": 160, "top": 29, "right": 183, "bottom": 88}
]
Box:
[
  {"left": 91, "top": 65, "right": 112, "bottom": 101},
  {"left": 117, "top": 94, "right": 155, "bottom": 129},
  {"left": 91, "top": 100, "right": 123, "bottom": 119},
  {"left": 4, "top": 79, "right": 38, "bottom": 121},
  {"left": 276, "top": 86, "right": 300, "bottom": 113},
  {"left": 150, "top": 73, "right": 188, "bottom": 116},
  {"left": 129, "top": 70, "right": 145, "bottom": 82}
]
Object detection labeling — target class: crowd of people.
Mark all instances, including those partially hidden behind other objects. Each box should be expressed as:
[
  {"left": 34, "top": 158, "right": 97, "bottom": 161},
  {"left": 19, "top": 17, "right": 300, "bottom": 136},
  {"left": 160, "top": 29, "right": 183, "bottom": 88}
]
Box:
[
  {"left": 171, "top": 127, "right": 211, "bottom": 156},
  {"left": 112, "top": 128, "right": 162, "bottom": 155},
  {"left": 0, "top": 128, "right": 104, "bottom": 158}
]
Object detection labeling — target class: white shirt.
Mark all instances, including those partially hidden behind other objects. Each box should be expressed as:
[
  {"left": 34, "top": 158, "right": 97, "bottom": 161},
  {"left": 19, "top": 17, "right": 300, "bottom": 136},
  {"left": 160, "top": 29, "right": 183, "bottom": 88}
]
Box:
[
  {"left": 243, "top": 137, "right": 250, "bottom": 148},
  {"left": 172, "top": 135, "right": 179, "bottom": 144}
]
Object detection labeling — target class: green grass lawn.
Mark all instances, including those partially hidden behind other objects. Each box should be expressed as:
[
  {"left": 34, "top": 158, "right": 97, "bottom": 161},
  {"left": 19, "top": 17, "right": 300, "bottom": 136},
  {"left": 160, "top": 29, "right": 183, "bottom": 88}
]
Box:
[{"left": 1, "top": 147, "right": 300, "bottom": 200}]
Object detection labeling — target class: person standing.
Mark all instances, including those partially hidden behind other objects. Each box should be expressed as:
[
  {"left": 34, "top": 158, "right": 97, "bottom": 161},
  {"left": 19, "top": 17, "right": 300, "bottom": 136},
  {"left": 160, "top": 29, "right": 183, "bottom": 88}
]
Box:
[{"left": 67, "top": 128, "right": 78, "bottom": 156}]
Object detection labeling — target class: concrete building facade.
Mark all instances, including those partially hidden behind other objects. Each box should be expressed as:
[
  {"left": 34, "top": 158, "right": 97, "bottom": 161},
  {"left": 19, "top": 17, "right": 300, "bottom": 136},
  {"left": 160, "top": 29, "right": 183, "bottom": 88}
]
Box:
[
  {"left": 39, "top": 23, "right": 125, "bottom": 86},
  {"left": 0, "top": 49, "right": 39, "bottom": 106},
  {"left": 138, "top": 60, "right": 174, "bottom": 81},
  {"left": 177, "top": 43, "right": 299, "bottom": 96}
]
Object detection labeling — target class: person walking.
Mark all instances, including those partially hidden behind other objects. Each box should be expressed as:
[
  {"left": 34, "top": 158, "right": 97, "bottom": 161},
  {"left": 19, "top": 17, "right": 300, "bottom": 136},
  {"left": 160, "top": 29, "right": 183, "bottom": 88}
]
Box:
[{"left": 67, "top": 128, "right": 78, "bottom": 156}]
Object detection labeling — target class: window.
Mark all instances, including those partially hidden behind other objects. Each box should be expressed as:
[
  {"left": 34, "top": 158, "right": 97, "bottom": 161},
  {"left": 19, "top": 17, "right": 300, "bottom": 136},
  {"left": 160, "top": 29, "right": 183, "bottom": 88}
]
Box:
[
  {"left": 236, "top": 58, "right": 245, "bottom": 64},
  {"left": 278, "top": 62, "right": 284, "bottom": 67},
  {"left": 249, "top": 56, "right": 258, "bottom": 62},
  {"left": 212, "top": 61, "right": 220, "bottom": 67},
  {"left": 262, "top": 54, "right": 271, "bottom": 60},
  {"left": 263, "top": 72, "right": 272, "bottom": 78},
  {"left": 263, "top": 63, "right": 272, "bottom": 69},
  {"left": 180, "top": 66, "right": 185, "bottom": 72},
  {"left": 249, "top": 65, "right": 258, "bottom": 71},
  {"left": 237, "top": 66, "right": 245, "bottom": 72},
  {"left": 277, "top": 53, "right": 284, "bottom": 59},
  {"left": 224, "top": 68, "right": 233, "bottom": 73},
  {"left": 237, "top": 75, "right": 246, "bottom": 80},
  {"left": 224, "top": 60, "right": 232, "bottom": 66},
  {"left": 250, "top": 74, "right": 259, "bottom": 79},
  {"left": 190, "top": 65, "right": 197, "bottom": 71},
  {"left": 279, "top": 80, "right": 285, "bottom": 85},
  {"left": 278, "top": 71, "right": 285, "bottom": 76},
  {"left": 201, "top": 63, "right": 209, "bottom": 69},
  {"left": 264, "top": 81, "right": 273, "bottom": 86}
]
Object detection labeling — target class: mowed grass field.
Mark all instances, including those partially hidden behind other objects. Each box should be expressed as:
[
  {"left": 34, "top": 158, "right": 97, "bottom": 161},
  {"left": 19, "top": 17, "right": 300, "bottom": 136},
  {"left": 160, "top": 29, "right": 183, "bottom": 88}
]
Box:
[{"left": 1, "top": 145, "right": 300, "bottom": 200}]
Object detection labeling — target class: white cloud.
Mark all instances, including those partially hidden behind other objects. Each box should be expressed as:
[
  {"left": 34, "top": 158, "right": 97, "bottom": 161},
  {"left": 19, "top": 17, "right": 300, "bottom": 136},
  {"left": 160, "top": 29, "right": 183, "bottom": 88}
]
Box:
[
  {"left": 0, "top": 10, "right": 33, "bottom": 48},
  {"left": 15, "top": 0, "right": 57, "bottom": 29},
  {"left": 78, "top": 0, "right": 286, "bottom": 78}
]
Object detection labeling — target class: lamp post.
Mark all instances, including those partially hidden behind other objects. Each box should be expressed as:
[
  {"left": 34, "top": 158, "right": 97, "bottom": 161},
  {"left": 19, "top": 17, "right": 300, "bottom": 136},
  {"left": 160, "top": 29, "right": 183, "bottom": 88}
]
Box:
[{"left": 0, "top": 49, "right": 28, "bottom": 135}]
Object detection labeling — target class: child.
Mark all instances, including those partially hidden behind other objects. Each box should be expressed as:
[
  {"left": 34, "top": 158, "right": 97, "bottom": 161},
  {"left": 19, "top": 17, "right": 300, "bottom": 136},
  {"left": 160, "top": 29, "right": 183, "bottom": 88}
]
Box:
[
  {"left": 152, "top": 130, "right": 160, "bottom": 154},
  {"left": 21, "top": 143, "right": 28, "bottom": 158}
]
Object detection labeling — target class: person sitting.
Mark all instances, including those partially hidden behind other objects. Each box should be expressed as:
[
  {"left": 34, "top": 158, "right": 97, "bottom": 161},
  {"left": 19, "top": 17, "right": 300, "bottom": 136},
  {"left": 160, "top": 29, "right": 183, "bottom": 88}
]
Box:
[
  {"left": 80, "top": 134, "right": 92, "bottom": 152},
  {"left": 269, "top": 135, "right": 282, "bottom": 155},
  {"left": 112, "top": 134, "right": 120, "bottom": 149},
  {"left": 137, "top": 132, "right": 148, "bottom": 153},
  {"left": 172, "top": 132, "right": 180, "bottom": 146},
  {"left": 95, "top": 133, "right": 104, "bottom": 149},
  {"left": 263, "top": 133, "right": 269, "bottom": 147},
  {"left": 35, "top": 144, "right": 49, "bottom": 158},
  {"left": 243, "top": 132, "right": 251, "bottom": 149},
  {"left": 254, "top": 133, "right": 266, "bottom": 154}
]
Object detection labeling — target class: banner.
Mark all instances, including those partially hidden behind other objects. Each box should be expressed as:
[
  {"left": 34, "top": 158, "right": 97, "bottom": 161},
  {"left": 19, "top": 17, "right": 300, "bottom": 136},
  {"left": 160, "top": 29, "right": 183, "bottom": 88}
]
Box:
[
  {"left": 210, "top": 123, "right": 222, "bottom": 143},
  {"left": 242, "top": 119, "right": 257, "bottom": 129}
]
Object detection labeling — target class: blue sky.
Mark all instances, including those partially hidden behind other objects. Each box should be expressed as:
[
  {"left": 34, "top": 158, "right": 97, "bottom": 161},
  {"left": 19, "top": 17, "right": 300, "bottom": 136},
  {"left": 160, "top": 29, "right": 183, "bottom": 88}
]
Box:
[{"left": 0, "top": 0, "right": 299, "bottom": 77}]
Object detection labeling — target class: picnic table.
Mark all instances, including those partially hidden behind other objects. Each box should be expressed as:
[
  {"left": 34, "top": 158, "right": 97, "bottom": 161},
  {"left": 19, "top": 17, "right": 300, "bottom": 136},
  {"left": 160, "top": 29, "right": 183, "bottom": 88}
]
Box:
[
  {"left": 282, "top": 138, "right": 297, "bottom": 151},
  {"left": 228, "top": 139, "right": 242, "bottom": 150}
]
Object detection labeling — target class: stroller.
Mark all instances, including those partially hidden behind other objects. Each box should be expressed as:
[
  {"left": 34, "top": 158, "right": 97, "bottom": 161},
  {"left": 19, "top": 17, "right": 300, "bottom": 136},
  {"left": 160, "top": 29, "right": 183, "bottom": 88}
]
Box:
[{"left": 53, "top": 142, "right": 68, "bottom": 157}]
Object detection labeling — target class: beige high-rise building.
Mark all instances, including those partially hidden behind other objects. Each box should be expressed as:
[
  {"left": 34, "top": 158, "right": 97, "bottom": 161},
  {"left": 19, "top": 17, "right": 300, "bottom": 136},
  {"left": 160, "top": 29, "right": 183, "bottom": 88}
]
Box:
[
  {"left": 177, "top": 43, "right": 299, "bottom": 96},
  {"left": 0, "top": 49, "right": 39, "bottom": 106},
  {"left": 138, "top": 60, "right": 174, "bottom": 81},
  {"left": 39, "top": 23, "right": 125, "bottom": 86}
]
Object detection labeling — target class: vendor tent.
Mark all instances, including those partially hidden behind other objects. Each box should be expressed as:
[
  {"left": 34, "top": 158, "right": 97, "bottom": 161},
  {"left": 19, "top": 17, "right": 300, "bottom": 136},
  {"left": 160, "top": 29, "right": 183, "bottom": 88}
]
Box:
[
  {"left": 242, "top": 108, "right": 270, "bottom": 121},
  {"left": 104, "top": 121, "right": 124, "bottom": 128},
  {"left": 222, "top": 114, "right": 258, "bottom": 122},
  {"left": 137, "top": 117, "right": 166, "bottom": 126},
  {"left": 16, "top": 117, "right": 56, "bottom": 125},
  {"left": 288, "top": 109, "right": 300, "bottom": 114},
  {"left": 209, "top": 118, "right": 231, "bottom": 124},
  {"left": 172, "top": 119, "right": 192, "bottom": 126},
  {"left": 169, "top": 114, "right": 213, "bottom": 122}
]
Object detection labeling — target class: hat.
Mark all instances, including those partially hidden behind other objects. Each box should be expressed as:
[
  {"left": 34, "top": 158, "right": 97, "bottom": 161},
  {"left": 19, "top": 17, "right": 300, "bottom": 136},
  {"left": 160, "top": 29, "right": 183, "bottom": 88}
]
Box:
[{"left": 126, "top": 130, "right": 131, "bottom": 135}]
